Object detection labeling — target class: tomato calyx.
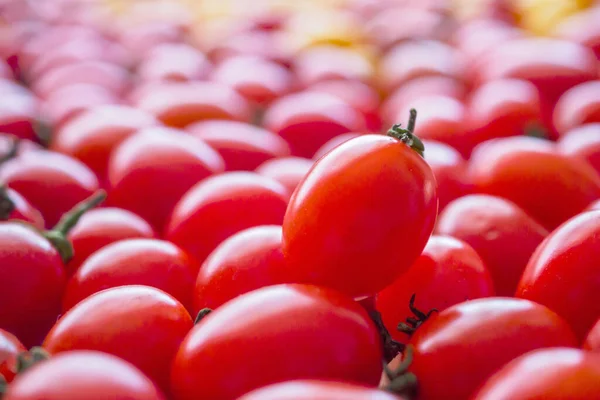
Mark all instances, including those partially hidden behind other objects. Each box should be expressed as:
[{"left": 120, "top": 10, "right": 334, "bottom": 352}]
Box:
[
  {"left": 397, "top": 294, "right": 438, "bottom": 336},
  {"left": 382, "top": 345, "right": 418, "bottom": 399},
  {"left": 387, "top": 109, "right": 425, "bottom": 157},
  {"left": 14, "top": 347, "right": 50, "bottom": 374},
  {"left": 369, "top": 309, "right": 405, "bottom": 362},
  {"left": 524, "top": 122, "right": 548, "bottom": 139},
  {"left": 32, "top": 120, "right": 52, "bottom": 147},
  {"left": 0, "top": 375, "right": 6, "bottom": 398},
  {"left": 194, "top": 308, "right": 212, "bottom": 324},
  {"left": 0, "top": 185, "right": 15, "bottom": 221}
]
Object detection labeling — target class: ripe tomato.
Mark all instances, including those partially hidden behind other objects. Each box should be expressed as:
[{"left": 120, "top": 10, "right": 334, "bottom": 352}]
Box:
[
  {"left": 255, "top": 157, "right": 314, "bottom": 200},
  {"left": 377, "top": 235, "right": 494, "bottom": 342},
  {"left": 585, "top": 317, "right": 600, "bottom": 350},
  {"left": 166, "top": 172, "right": 288, "bottom": 264},
  {"left": 553, "top": 6, "right": 600, "bottom": 60},
  {"left": 119, "top": 22, "right": 185, "bottom": 62},
  {"left": 469, "top": 136, "right": 600, "bottom": 231},
  {"left": 557, "top": 123, "right": 600, "bottom": 175},
  {"left": 107, "top": 127, "right": 224, "bottom": 233},
  {"left": 283, "top": 123, "right": 438, "bottom": 297},
  {"left": 0, "top": 91, "right": 40, "bottom": 142},
  {"left": 436, "top": 194, "right": 548, "bottom": 296},
  {"left": 137, "top": 43, "right": 212, "bottom": 83},
  {"left": 313, "top": 133, "right": 362, "bottom": 160},
  {"left": 3, "top": 350, "right": 166, "bottom": 400},
  {"left": 186, "top": 120, "right": 291, "bottom": 171},
  {"left": 237, "top": 380, "right": 404, "bottom": 400},
  {"left": 554, "top": 80, "right": 600, "bottom": 135},
  {"left": 43, "top": 285, "right": 192, "bottom": 394},
  {"left": 209, "top": 30, "right": 291, "bottom": 68},
  {"left": 0, "top": 328, "right": 25, "bottom": 383},
  {"left": 194, "top": 225, "right": 286, "bottom": 311},
  {"left": 473, "top": 348, "right": 600, "bottom": 399},
  {"left": 0, "top": 186, "right": 44, "bottom": 228},
  {"left": 263, "top": 91, "right": 366, "bottom": 158},
  {"left": 517, "top": 210, "right": 600, "bottom": 340},
  {"left": 409, "top": 297, "right": 578, "bottom": 400},
  {"left": 170, "top": 284, "right": 382, "bottom": 400}
]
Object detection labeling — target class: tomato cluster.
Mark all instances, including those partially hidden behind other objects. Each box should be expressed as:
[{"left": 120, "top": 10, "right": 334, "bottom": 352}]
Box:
[{"left": 2, "top": 0, "right": 600, "bottom": 399}]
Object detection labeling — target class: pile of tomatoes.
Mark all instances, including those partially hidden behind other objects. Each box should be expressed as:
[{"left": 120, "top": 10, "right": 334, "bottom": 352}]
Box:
[{"left": 2, "top": 0, "right": 600, "bottom": 399}]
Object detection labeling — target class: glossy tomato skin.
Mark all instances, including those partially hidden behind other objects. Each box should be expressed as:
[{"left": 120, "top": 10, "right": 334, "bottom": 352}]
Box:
[
  {"left": 237, "top": 380, "right": 404, "bottom": 400},
  {"left": 473, "top": 348, "right": 600, "bottom": 400},
  {"left": 554, "top": 80, "right": 600, "bottom": 135},
  {"left": 4, "top": 187, "right": 44, "bottom": 228},
  {"left": 557, "top": 123, "right": 600, "bottom": 175},
  {"left": 166, "top": 172, "right": 288, "bottom": 264},
  {"left": 0, "top": 92, "right": 39, "bottom": 142},
  {"left": 254, "top": 157, "right": 314, "bottom": 201},
  {"left": 409, "top": 297, "right": 578, "bottom": 400},
  {"left": 313, "top": 133, "right": 361, "bottom": 161},
  {"left": 516, "top": 211, "right": 600, "bottom": 340},
  {"left": 0, "top": 223, "right": 66, "bottom": 347},
  {"left": 436, "top": 194, "right": 548, "bottom": 296},
  {"left": 469, "top": 136, "right": 600, "bottom": 231},
  {"left": 107, "top": 127, "right": 224, "bottom": 234},
  {"left": 0, "top": 328, "right": 25, "bottom": 383},
  {"left": 64, "top": 239, "right": 197, "bottom": 312},
  {"left": 43, "top": 285, "right": 193, "bottom": 394},
  {"left": 283, "top": 135, "right": 438, "bottom": 297},
  {"left": 194, "top": 225, "right": 286, "bottom": 311},
  {"left": 3, "top": 350, "right": 166, "bottom": 400},
  {"left": 171, "top": 284, "right": 382, "bottom": 400},
  {"left": 584, "top": 317, "right": 600, "bottom": 350},
  {"left": 377, "top": 235, "right": 494, "bottom": 342}
]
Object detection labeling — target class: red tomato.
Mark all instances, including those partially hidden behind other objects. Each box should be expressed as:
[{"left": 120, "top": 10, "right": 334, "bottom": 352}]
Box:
[
  {"left": 119, "top": 22, "right": 185, "bottom": 62},
  {"left": 553, "top": 7, "right": 600, "bottom": 60},
  {"left": 1, "top": 187, "right": 44, "bottom": 228},
  {"left": 0, "top": 92, "right": 40, "bottom": 142},
  {"left": 436, "top": 194, "right": 548, "bottom": 296},
  {"left": 237, "top": 380, "right": 404, "bottom": 400},
  {"left": 0, "top": 328, "right": 25, "bottom": 383},
  {"left": 554, "top": 80, "right": 600, "bottom": 135},
  {"left": 409, "top": 297, "right": 578, "bottom": 400},
  {"left": 134, "top": 81, "right": 251, "bottom": 128},
  {"left": 283, "top": 130, "right": 438, "bottom": 297},
  {"left": 3, "top": 350, "right": 166, "bottom": 400},
  {"left": 263, "top": 91, "right": 366, "bottom": 158},
  {"left": 194, "top": 225, "right": 286, "bottom": 311},
  {"left": 469, "top": 136, "right": 600, "bottom": 231},
  {"left": 107, "top": 127, "right": 224, "bottom": 233},
  {"left": 209, "top": 30, "right": 291, "bottom": 68},
  {"left": 138, "top": 43, "right": 212, "bottom": 83},
  {"left": 557, "top": 123, "right": 600, "bottom": 175},
  {"left": 517, "top": 211, "right": 600, "bottom": 340},
  {"left": 43, "top": 285, "right": 192, "bottom": 394},
  {"left": 186, "top": 120, "right": 291, "bottom": 171},
  {"left": 377, "top": 235, "right": 494, "bottom": 342},
  {"left": 0, "top": 223, "right": 66, "bottom": 347},
  {"left": 313, "top": 133, "right": 362, "bottom": 160},
  {"left": 254, "top": 157, "right": 314, "bottom": 200},
  {"left": 165, "top": 172, "right": 288, "bottom": 264},
  {"left": 170, "top": 284, "right": 382, "bottom": 400},
  {"left": 0, "top": 150, "right": 99, "bottom": 228},
  {"left": 473, "top": 348, "right": 600, "bottom": 399},
  {"left": 50, "top": 105, "right": 158, "bottom": 186}
]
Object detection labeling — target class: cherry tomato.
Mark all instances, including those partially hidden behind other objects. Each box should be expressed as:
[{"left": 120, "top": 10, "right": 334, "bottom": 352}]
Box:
[
  {"left": 0, "top": 328, "right": 25, "bottom": 383},
  {"left": 313, "top": 133, "right": 362, "bottom": 160},
  {"left": 0, "top": 91, "right": 40, "bottom": 142},
  {"left": 1, "top": 187, "right": 44, "bottom": 228},
  {"left": 119, "top": 22, "right": 185, "bottom": 62},
  {"left": 209, "top": 30, "right": 292, "bottom": 68},
  {"left": 170, "top": 284, "right": 382, "bottom": 400},
  {"left": 553, "top": 6, "right": 600, "bottom": 60},
  {"left": 138, "top": 43, "right": 212, "bottom": 83},
  {"left": 377, "top": 235, "right": 494, "bottom": 342},
  {"left": 166, "top": 172, "right": 288, "bottom": 264},
  {"left": 554, "top": 80, "right": 600, "bottom": 135},
  {"left": 557, "top": 123, "right": 600, "bottom": 176},
  {"left": 584, "top": 317, "right": 600, "bottom": 350},
  {"left": 469, "top": 136, "right": 600, "bottom": 231},
  {"left": 0, "top": 150, "right": 99, "bottom": 229},
  {"left": 517, "top": 210, "right": 600, "bottom": 340},
  {"left": 263, "top": 91, "right": 366, "bottom": 158},
  {"left": 283, "top": 130, "right": 438, "bottom": 298},
  {"left": 3, "top": 350, "right": 166, "bottom": 400},
  {"left": 409, "top": 297, "right": 578, "bottom": 400},
  {"left": 254, "top": 157, "right": 314, "bottom": 200},
  {"left": 50, "top": 105, "right": 158, "bottom": 186},
  {"left": 43, "top": 285, "right": 192, "bottom": 394},
  {"left": 436, "top": 194, "right": 548, "bottom": 296},
  {"left": 237, "top": 380, "right": 404, "bottom": 400},
  {"left": 473, "top": 348, "right": 600, "bottom": 399},
  {"left": 186, "top": 120, "right": 291, "bottom": 171},
  {"left": 107, "top": 127, "right": 224, "bottom": 234}
]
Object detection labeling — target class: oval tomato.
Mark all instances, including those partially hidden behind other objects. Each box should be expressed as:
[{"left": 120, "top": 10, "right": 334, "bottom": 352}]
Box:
[
  {"left": 557, "top": 123, "right": 600, "bottom": 175},
  {"left": 254, "top": 157, "right": 314, "bottom": 200},
  {"left": 313, "top": 133, "right": 362, "bottom": 161},
  {"left": 0, "top": 328, "right": 25, "bottom": 383},
  {"left": 554, "top": 80, "right": 600, "bottom": 135}
]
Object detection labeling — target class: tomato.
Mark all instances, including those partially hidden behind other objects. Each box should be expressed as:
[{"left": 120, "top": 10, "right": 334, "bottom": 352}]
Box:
[
  {"left": 134, "top": 81, "right": 251, "bottom": 128},
  {"left": 254, "top": 157, "right": 314, "bottom": 200},
  {"left": 0, "top": 150, "right": 99, "bottom": 229},
  {"left": 50, "top": 105, "right": 158, "bottom": 186},
  {"left": 436, "top": 194, "right": 548, "bottom": 296},
  {"left": 165, "top": 172, "right": 288, "bottom": 264},
  {"left": 119, "top": 22, "right": 185, "bottom": 62},
  {"left": 0, "top": 328, "right": 25, "bottom": 383},
  {"left": 557, "top": 123, "right": 600, "bottom": 175},
  {"left": 263, "top": 91, "right": 366, "bottom": 158},
  {"left": 377, "top": 235, "right": 494, "bottom": 342},
  {"left": 186, "top": 120, "right": 291, "bottom": 171},
  {"left": 3, "top": 350, "right": 166, "bottom": 400},
  {"left": 209, "top": 30, "right": 292, "bottom": 68},
  {"left": 237, "top": 380, "right": 403, "bottom": 400},
  {"left": 313, "top": 133, "right": 362, "bottom": 160},
  {"left": 554, "top": 6, "right": 600, "bottom": 60},
  {"left": 473, "top": 348, "right": 600, "bottom": 399},
  {"left": 554, "top": 80, "right": 600, "bottom": 135},
  {"left": 107, "top": 127, "right": 224, "bottom": 233},
  {"left": 516, "top": 210, "right": 600, "bottom": 340},
  {"left": 0, "top": 91, "right": 40, "bottom": 142},
  {"left": 584, "top": 317, "right": 600, "bottom": 350},
  {"left": 409, "top": 297, "right": 578, "bottom": 400},
  {"left": 0, "top": 186, "right": 44, "bottom": 228},
  {"left": 194, "top": 225, "right": 286, "bottom": 311},
  {"left": 283, "top": 122, "right": 438, "bottom": 297},
  {"left": 43, "top": 285, "right": 192, "bottom": 394},
  {"left": 170, "top": 284, "right": 382, "bottom": 400},
  {"left": 469, "top": 136, "right": 600, "bottom": 231},
  {"left": 138, "top": 43, "right": 212, "bottom": 83}
]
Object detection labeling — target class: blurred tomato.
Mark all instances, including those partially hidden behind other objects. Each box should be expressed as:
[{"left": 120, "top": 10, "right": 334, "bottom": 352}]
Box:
[
  {"left": 254, "top": 156, "right": 314, "bottom": 200},
  {"left": 554, "top": 80, "right": 600, "bottom": 135},
  {"left": 0, "top": 187, "right": 44, "bottom": 228},
  {"left": 557, "top": 123, "right": 600, "bottom": 175},
  {"left": 0, "top": 328, "right": 25, "bottom": 383},
  {"left": 553, "top": 6, "right": 600, "bottom": 59},
  {"left": 138, "top": 43, "right": 212, "bottom": 83}
]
